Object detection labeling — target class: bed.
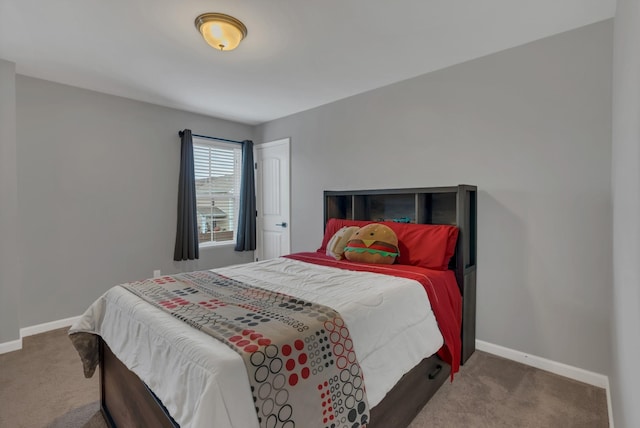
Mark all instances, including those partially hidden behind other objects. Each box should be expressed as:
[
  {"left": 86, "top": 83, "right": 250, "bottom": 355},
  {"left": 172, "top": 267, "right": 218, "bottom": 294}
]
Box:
[{"left": 70, "top": 185, "right": 477, "bottom": 428}]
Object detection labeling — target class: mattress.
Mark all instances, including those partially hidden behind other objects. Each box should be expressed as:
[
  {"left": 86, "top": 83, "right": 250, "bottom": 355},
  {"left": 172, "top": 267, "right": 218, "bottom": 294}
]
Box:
[{"left": 70, "top": 256, "right": 445, "bottom": 428}]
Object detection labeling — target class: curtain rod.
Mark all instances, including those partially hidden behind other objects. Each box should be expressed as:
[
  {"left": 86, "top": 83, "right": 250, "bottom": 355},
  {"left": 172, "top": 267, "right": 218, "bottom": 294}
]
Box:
[{"left": 178, "top": 131, "right": 244, "bottom": 145}]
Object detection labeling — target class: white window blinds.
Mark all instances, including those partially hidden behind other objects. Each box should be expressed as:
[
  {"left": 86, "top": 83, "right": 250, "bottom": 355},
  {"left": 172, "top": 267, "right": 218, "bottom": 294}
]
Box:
[{"left": 193, "top": 138, "right": 242, "bottom": 245}]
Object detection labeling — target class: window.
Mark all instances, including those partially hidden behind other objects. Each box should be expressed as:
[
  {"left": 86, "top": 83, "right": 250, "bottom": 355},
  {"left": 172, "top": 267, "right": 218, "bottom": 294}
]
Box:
[{"left": 193, "top": 138, "right": 242, "bottom": 246}]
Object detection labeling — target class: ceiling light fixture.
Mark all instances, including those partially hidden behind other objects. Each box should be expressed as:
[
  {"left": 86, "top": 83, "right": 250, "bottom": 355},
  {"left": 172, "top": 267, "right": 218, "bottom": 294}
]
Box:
[{"left": 195, "top": 13, "right": 247, "bottom": 52}]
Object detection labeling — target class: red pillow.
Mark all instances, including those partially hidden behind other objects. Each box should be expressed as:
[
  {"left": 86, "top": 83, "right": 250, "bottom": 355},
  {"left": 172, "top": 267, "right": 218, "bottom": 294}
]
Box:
[{"left": 318, "top": 218, "right": 458, "bottom": 270}]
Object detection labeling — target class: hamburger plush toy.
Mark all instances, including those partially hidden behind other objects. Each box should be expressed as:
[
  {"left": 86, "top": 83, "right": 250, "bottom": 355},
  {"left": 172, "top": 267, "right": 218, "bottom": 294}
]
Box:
[{"left": 344, "top": 223, "right": 399, "bottom": 264}]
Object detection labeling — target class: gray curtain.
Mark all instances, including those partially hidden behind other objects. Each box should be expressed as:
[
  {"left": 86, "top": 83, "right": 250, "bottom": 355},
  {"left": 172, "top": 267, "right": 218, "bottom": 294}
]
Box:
[
  {"left": 235, "top": 140, "right": 256, "bottom": 251},
  {"left": 174, "top": 129, "right": 199, "bottom": 261}
]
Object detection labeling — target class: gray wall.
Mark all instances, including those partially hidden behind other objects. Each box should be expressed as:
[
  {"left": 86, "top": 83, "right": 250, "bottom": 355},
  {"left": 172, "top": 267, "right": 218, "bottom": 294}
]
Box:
[
  {"left": 256, "top": 21, "right": 613, "bottom": 375},
  {"left": 14, "top": 77, "right": 254, "bottom": 328},
  {"left": 0, "top": 19, "right": 617, "bottom": 394},
  {"left": 0, "top": 59, "right": 21, "bottom": 344},
  {"left": 611, "top": 0, "right": 640, "bottom": 426}
]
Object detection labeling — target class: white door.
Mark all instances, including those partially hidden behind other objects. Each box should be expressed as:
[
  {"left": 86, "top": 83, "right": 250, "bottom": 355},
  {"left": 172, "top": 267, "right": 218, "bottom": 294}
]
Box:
[{"left": 255, "top": 138, "right": 290, "bottom": 261}]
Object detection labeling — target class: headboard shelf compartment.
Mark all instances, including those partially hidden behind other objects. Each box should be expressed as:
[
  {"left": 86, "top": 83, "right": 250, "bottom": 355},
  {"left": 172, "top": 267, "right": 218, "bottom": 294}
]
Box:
[
  {"left": 324, "top": 185, "right": 477, "bottom": 364},
  {"left": 355, "top": 193, "right": 416, "bottom": 223}
]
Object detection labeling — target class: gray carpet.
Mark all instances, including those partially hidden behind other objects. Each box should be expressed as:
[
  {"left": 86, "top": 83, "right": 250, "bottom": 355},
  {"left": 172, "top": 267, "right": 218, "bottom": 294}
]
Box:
[
  {"left": 410, "top": 352, "right": 608, "bottom": 428},
  {"left": 0, "top": 328, "right": 608, "bottom": 427}
]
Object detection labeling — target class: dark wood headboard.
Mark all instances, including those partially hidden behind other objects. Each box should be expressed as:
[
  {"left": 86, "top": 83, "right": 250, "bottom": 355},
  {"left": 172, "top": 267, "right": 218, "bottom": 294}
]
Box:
[{"left": 323, "top": 185, "right": 477, "bottom": 364}]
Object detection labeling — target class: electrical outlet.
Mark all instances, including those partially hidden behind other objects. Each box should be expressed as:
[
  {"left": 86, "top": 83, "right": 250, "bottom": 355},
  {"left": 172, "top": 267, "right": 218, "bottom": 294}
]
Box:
[{"left": 153, "top": 269, "right": 161, "bottom": 278}]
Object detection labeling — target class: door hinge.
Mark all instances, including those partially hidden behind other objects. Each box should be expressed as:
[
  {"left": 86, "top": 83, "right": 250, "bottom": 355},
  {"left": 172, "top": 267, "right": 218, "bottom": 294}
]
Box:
[{"left": 254, "top": 162, "right": 258, "bottom": 169}]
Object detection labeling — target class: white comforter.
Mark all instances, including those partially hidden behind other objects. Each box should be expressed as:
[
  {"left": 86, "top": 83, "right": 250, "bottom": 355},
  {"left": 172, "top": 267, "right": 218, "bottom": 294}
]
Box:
[{"left": 70, "top": 257, "right": 443, "bottom": 428}]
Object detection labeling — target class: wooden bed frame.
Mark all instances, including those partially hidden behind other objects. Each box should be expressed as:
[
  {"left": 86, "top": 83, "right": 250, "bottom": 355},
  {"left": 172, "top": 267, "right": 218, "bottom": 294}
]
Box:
[{"left": 98, "top": 185, "right": 477, "bottom": 427}]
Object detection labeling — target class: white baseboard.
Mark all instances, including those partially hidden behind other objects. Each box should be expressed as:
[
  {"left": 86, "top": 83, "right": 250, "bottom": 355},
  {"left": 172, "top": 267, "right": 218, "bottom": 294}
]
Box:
[
  {"left": 0, "top": 315, "right": 81, "bottom": 355},
  {"left": 606, "top": 382, "right": 614, "bottom": 428},
  {"left": 19, "top": 315, "right": 81, "bottom": 338},
  {"left": 0, "top": 337, "right": 22, "bottom": 354},
  {"left": 476, "top": 340, "right": 614, "bottom": 428},
  {"left": 475, "top": 340, "right": 608, "bottom": 387}
]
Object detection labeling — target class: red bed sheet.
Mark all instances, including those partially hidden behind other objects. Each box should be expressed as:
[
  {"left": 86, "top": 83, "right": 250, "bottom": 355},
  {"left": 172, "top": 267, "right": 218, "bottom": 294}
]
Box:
[{"left": 284, "top": 252, "right": 462, "bottom": 377}]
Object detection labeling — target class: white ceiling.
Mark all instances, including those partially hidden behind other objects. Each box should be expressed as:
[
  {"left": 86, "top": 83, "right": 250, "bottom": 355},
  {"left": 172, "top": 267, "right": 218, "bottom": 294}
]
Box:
[{"left": 0, "top": 0, "right": 616, "bottom": 125}]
